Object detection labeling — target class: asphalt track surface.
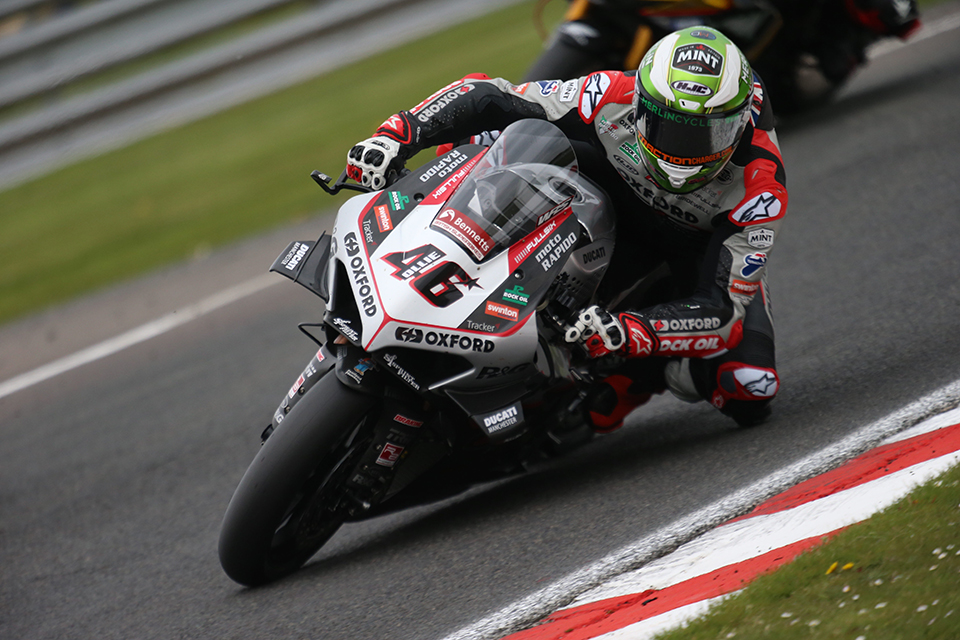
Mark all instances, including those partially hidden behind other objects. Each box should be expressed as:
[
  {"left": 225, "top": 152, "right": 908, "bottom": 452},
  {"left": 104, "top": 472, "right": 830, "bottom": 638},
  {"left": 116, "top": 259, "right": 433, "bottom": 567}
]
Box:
[{"left": 2, "top": 12, "right": 960, "bottom": 640}]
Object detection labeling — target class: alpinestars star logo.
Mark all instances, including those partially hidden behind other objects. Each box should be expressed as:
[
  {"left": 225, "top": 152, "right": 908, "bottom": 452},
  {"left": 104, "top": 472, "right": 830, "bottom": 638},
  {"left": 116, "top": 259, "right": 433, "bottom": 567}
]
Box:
[
  {"left": 744, "top": 373, "right": 777, "bottom": 396},
  {"left": 732, "top": 192, "right": 781, "bottom": 224}
]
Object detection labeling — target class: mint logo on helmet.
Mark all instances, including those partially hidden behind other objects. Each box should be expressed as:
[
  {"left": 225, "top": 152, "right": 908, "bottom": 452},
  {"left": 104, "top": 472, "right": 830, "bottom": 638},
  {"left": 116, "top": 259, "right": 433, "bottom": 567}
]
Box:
[
  {"left": 632, "top": 26, "right": 754, "bottom": 194},
  {"left": 672, "top": 44, "right": 723, "bottom": 76}
]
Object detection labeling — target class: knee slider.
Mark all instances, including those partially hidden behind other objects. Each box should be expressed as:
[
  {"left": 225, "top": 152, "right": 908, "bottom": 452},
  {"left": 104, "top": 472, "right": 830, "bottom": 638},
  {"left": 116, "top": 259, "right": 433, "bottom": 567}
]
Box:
[{"left": 710, "top": 362, "right": 779, "bottom": 410}]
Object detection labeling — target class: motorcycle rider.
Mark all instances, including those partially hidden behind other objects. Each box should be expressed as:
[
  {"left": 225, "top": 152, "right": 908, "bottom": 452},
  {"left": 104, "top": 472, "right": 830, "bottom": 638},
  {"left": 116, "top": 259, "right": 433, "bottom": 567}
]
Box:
[
  {"left": 523, "top": 0, "right": 921, "bottom": 110},
  {"left": 345, "top": 26, "right": 785, "bottom": 429}
]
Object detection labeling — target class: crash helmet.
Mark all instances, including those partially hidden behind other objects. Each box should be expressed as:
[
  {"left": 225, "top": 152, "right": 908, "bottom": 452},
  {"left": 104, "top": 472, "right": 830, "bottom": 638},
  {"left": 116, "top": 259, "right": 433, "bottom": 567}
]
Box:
[{"left": 633, "top": 26, "right": 754, "bottom": 193}]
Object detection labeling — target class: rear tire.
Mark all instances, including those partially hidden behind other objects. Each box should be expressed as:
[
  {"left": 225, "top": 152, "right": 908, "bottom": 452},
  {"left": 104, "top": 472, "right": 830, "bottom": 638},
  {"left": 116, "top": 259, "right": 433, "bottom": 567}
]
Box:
[{"left": 218, "top": 373, "right": 373, "bottom": 586}]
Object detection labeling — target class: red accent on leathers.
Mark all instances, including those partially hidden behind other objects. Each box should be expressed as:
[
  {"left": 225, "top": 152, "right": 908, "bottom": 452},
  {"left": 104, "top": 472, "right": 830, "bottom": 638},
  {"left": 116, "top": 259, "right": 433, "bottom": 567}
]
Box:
[{"left": 588, "top": 375, "right": 653, "bottom": 433}]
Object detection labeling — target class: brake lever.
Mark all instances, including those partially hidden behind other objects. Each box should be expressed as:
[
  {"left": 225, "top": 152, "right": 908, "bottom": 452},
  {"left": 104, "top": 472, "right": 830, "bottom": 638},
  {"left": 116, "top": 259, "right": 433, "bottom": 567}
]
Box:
[{"left": 310, "top": 169, "right": 373, "bottom": 195}]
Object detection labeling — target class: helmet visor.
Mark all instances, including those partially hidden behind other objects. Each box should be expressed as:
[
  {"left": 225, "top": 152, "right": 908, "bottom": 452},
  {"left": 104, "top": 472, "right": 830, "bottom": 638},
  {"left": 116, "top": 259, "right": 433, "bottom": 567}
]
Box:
[{"left": 634, "top": 86, "right": 751, "bottom": 167}]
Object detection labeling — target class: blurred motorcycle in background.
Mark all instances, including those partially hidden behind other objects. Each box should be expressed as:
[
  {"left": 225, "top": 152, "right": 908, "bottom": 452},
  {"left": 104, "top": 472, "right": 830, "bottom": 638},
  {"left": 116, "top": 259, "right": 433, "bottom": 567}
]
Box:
[{"left": 524, "top": 0, "right": 920, "bottom": 112}]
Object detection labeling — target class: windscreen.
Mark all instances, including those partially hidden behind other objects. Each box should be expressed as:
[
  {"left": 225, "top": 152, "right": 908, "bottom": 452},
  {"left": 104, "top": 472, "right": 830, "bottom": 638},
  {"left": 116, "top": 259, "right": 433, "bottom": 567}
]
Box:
[{"left": 431, "top": 120, "right": 579, "bottom": 262}]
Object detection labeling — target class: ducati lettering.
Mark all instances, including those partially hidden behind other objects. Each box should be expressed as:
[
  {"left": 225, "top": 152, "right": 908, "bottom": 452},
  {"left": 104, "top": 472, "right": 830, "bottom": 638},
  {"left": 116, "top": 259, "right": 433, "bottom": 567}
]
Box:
[
  {"left": 282, "top": 242, "right": 310, "bottom": 271},
  {"left": 652, "top": 317, "right": 722, "bottom": 332},
  {"left": 535, "top": 232, "right": 578, "bottom": 271},
  {"left": 672, "top": 44, "right": 723, "bottom": 76},
  {"left": 482, "top": 405, "right": 521, "bottom": 432},
  {"left": 581, "top": 246, "right": 606, "bottom": 264}
]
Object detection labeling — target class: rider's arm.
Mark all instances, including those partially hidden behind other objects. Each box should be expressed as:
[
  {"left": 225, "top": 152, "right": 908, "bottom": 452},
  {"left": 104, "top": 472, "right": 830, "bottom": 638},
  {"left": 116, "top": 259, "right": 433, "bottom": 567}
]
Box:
[{"left": 621, "top": 117, "right": 788, "bottom": 359}]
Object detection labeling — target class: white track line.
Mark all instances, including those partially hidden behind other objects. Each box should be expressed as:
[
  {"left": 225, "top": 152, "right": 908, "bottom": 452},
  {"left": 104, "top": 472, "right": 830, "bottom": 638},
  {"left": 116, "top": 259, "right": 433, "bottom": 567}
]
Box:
[
  {"left": 0, "top": 273, "right": 278, "bottom": 401},
  {"left": 439, "top": 379, "right": 960, "bottom": 640}
]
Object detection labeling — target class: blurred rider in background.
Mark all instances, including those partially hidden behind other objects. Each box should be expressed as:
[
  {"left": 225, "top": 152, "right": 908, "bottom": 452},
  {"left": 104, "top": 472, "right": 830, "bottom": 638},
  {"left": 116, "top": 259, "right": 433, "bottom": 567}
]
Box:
[
  {"left": 522, "top": 0, "right": 921, "bottom": 111},
  {"left": 346, "top": 26, "right": 786, "bottom": 430}
]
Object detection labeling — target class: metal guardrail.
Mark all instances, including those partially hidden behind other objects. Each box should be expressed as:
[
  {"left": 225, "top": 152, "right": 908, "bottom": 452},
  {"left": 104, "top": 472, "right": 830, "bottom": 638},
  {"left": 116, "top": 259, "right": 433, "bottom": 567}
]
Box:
[
  {"left": 0, "top": 0, "right": 311, "bottom": 109},
  {"left": 0, "top": 0, "right": 529, "bottom": 190},
  {"left": 0, "top": 0, "right": 415, "bottom": 152}
]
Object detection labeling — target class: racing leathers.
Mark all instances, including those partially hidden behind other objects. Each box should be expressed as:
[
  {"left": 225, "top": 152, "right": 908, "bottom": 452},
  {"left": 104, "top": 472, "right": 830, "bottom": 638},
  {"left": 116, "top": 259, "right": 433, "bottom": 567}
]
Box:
[{"left": 349, "top": 70, "right": 787, "bottom": 427}]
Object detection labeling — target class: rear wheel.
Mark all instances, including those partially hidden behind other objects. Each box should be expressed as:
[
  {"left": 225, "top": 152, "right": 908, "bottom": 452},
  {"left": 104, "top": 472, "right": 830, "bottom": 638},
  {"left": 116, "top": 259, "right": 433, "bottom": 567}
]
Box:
[{"left": 218, "top": 373, "right": 374, "bottom": 586}]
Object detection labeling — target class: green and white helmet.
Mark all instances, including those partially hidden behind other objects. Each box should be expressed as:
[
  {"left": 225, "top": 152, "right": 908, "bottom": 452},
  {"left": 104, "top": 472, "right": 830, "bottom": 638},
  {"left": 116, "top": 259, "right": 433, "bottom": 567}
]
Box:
[{"left": 633, "top": 26, "right": 754, "bottom": 194}]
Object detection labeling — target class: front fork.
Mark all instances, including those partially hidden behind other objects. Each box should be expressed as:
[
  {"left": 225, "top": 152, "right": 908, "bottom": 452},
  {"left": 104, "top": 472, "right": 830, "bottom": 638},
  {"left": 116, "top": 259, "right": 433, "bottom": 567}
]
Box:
[{"left": 266, "top": 340, "right": 434, "bottom": 512}]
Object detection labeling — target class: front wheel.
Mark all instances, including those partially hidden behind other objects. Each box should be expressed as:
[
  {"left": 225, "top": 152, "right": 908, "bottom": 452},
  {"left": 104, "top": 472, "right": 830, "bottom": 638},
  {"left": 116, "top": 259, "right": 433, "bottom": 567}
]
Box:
[{"left": 218, "top": 373, "right": 374, "bottom": 586}]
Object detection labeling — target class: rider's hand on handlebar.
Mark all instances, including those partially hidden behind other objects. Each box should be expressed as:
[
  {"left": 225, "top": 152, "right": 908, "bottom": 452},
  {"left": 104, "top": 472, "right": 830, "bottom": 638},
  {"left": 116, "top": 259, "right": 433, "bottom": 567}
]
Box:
[
  {"left": 346, "top": 136, "right": 403, "bottom": 190},
  {"left": 564, "top": 306, "right": 657, "bottom": 359}
]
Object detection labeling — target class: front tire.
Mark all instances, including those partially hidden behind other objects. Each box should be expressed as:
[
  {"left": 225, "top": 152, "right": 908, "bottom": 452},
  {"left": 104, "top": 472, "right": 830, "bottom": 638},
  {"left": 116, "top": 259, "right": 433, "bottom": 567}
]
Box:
[{"left": 218, "top": 373, "right": 373, "bottom": 586}]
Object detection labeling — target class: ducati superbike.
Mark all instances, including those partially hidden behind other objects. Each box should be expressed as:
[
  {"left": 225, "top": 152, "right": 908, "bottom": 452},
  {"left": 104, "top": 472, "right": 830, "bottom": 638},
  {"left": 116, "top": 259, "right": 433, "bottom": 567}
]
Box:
[{"left": 218, "top": 120, "right": 620, "bottom": 586}]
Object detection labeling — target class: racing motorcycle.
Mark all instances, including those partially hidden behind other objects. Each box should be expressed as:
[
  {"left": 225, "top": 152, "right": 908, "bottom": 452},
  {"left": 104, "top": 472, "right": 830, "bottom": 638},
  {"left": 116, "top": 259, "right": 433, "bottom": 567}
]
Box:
[
  {"left": 218, "top": 120, "right": 621, "bottom": 586},
  {"left": 524, "top": 0, "right": 920, "bottom": 112}
]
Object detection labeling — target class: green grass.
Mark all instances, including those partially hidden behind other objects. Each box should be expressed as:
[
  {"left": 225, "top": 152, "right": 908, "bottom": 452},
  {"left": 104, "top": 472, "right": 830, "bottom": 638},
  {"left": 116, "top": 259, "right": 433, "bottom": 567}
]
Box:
[
  {"left": 0, "top": 0, "right": 564, "bottom": 325},
  {"left": 655, "top": 462, "right": 960, "bottom": 639}
]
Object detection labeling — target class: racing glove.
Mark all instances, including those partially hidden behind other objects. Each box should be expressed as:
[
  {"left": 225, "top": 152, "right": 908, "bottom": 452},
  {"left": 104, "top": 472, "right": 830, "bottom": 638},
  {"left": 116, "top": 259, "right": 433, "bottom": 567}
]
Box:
[
  {"left": 346, "top": 136, "right": 403, "bottom": 190},
  {"left": 564, "top": 305, "right": 658, "bottom": 359}
]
